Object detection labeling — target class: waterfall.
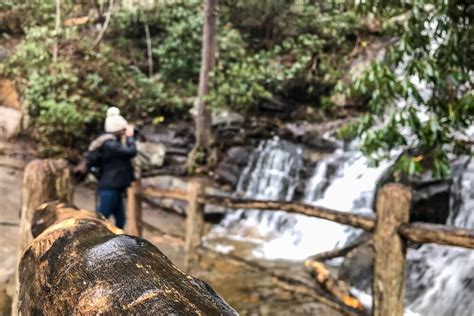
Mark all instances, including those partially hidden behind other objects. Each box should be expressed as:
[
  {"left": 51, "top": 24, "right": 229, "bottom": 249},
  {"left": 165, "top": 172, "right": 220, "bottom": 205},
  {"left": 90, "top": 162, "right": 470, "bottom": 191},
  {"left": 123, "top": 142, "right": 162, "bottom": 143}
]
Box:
[
  {"left": 261, "top": 148, "right": 391, "bottom": 260},
  {"left": 212, "top": 139, "right": 303, "bottom": 242},
  {"left": 210, "top": 139, "right": 391, "bottom": 260},
  {"left": 405, "top": 158, "right": 474, "bottom": 316},
  {"left": 209, "top": 138, "right": 473, "bottom": 315}
]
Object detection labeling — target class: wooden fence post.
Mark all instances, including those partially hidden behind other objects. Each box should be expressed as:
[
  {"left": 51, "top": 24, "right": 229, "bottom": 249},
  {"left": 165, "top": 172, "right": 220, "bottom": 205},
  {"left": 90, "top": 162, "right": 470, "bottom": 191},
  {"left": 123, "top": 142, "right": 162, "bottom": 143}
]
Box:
[
  {"left": 18, "top": 159, "right": 73, "bottom": 252},
  {"left": 372, "top": 183, "right": 411, "bottom": 316},
  {"left": 13, "top": 159, "right": 73, "bottom": 315},
  {"left": 184, "top": 179, "right": 205, "bottom": 273},
  {"left": 126, "top": 180, "right": 142, "bottom": 236}
]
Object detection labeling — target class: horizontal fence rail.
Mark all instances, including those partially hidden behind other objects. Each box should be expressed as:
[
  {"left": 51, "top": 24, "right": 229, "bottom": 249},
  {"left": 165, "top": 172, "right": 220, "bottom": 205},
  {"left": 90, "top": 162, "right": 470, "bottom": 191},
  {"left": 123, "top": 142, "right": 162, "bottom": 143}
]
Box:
[{"left": 135, "top": 186, "right": 474, "bottom": 249}]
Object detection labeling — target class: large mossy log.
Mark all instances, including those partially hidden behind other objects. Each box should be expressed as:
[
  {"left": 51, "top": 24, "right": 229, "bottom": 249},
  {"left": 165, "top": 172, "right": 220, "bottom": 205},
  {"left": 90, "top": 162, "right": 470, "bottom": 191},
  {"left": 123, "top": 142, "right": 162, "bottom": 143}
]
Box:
[{"left": 18, "top": 202, "right": 237, "bottom": 315}]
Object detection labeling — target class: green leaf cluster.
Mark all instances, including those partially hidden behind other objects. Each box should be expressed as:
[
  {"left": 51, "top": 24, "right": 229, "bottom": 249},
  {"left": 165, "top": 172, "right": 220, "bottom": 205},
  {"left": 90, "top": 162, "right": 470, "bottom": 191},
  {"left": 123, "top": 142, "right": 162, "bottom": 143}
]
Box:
[{"left": 345, "top": 0, "right": 474, "bottom": 176}]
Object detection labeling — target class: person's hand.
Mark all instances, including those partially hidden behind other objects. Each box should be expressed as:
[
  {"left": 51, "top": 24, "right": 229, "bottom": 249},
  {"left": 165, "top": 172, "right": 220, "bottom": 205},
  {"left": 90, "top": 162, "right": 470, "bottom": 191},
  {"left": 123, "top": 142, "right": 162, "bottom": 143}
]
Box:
[{"left": 125, "top": 125, "right": 134, "bottom": 137}]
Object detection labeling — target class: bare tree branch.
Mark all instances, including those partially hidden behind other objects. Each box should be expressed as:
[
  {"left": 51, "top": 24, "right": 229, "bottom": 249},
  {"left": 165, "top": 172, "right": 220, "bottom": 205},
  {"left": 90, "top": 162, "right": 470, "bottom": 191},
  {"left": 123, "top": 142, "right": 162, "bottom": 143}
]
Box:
[{"left": 93, "top": 0, "right": 114, "bottom": 49}]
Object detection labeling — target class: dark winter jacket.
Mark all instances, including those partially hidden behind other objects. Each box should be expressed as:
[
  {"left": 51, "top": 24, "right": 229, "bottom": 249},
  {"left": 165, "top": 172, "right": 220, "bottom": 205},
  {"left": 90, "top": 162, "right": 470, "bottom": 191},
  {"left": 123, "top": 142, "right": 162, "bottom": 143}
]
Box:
[{"left": 97, "top": 135, "right": 137, "bottom": 191}]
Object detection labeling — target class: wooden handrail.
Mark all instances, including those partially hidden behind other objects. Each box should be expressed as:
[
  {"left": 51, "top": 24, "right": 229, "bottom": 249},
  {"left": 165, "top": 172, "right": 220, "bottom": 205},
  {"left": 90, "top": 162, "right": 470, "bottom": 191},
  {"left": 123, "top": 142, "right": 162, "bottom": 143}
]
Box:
[
  {"left": 201, "top": 194, "right": 376, "bottom": 231},
  {"left": 138, "top": 187, "right": 474, "bottom": 250},
  {"left": 399, "top": 222, "right": 474, "bottom": 249},
  {"left": 140, "top": 187, "right": 189, "bottom": 201}
]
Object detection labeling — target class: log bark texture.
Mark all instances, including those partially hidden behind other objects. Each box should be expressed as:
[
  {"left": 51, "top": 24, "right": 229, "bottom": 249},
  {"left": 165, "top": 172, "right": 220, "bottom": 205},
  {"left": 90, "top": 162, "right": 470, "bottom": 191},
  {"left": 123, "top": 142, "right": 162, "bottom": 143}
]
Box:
[
  {"left": 194, "top": 0, "right": 217, "bottom": 150},
  {"left": 372, "top": 184, "right": 411, "bottom": 316},
  {"left": 399, "top": 222, "right": 474, "bottom": 249},
  {"left": 18, "top": 202, "right": 237, "bottom": 315}
]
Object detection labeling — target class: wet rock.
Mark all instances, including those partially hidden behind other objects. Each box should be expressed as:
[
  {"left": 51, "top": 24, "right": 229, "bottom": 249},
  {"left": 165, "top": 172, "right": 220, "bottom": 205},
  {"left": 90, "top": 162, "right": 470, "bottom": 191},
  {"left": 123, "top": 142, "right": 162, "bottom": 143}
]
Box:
[
  {"left": 338, "top": 241, "right": 373, "bottom": 292},
  {"left": 375, "top": 156, "right": 472, "bottom": 224},
  {"left": 259, "top": 96, "right": 287, "bottom": 112},
  {"left": 0, "top": 79, "right": 22, "bottom": 139},
  {"left": 283, "top": 122, "right": 338, "bottom": 152},
  {"left": 141, "top": 124, "right": 193, "bottom": 174},
  {"left": 215, "top": 146, "right": 252, "bottom": 188},
  {"left": 135, "top": 141, "right": 166, "bottom": 172},
  {"left": 212, "top": 108, "right": 244, "bottom": 127}
]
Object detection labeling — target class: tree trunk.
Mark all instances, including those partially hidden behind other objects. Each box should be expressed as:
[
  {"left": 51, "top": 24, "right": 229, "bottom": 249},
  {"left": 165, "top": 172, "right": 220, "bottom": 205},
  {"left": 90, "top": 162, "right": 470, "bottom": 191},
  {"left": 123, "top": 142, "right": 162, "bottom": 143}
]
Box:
[
  {"left": 13, "top": 159, "right": 73, "bottom": 315},
  {"left": 189, "top": 0, "right": 218, "bottom": 168},
  {"left": 372, "top": 184, "right": 411, "bottom": 316},
  {"left": 93, "top": 0, "right": 114, "bottom": 49},
  {"left": 144, "top": 23, "right": 154, "bottom": 77},
  {"left": 52, "top": 0, "right": 61, "bottom": 63},
  {"left": 18, "top": 202, "right": 236, "bottom": 315}
]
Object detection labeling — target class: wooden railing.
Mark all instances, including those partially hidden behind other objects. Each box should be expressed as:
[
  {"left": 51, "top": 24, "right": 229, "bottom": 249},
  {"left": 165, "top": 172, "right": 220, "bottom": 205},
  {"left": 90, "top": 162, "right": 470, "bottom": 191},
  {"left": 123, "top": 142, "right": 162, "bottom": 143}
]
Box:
[{"left": 127, "top": 179, "right": 474, "bottom": 316}]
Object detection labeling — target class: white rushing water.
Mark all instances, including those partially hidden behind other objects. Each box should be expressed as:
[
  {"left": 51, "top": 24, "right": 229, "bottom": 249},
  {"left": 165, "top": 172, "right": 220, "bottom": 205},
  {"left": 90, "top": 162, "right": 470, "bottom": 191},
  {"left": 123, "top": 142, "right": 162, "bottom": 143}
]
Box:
[
  {"left": 210, "top": 138, "right": 392, "bottom": 260},
  {"left": 405, "top": 158, "right": 474, "bottom": 316}
]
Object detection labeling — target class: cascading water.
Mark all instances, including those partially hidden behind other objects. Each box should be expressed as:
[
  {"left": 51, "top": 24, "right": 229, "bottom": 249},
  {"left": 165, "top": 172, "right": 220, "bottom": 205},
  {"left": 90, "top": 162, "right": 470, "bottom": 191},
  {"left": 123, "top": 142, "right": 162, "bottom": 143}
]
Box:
[
  {"left": 212, "top": 139, "right": 303, "bottom": 242},
  {"left": 260, "top": 147, "right": 391, "bottom": 260},
  {"left": 210, "top": 138, "right": 392, "bottom": 260},
  {"left": 209, "top": 137, "right": 473, "bottom": 315},
  {"left": 405, "top": 158, "right": 474, "bottom": 316}
]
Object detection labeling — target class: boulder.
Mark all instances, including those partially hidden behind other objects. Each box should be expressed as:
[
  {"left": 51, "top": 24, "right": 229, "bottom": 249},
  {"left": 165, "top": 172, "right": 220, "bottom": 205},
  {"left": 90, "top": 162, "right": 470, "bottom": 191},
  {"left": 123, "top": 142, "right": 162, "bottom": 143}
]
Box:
[
  {"left": 215, "top": 146, "right": 252, "bottom": 188},
  {"left": 338, "top": 241, "right": 373, "bottom": 292},
  {"left": 0, "top": 106, "right": 22, "bottom": 139},
  {"left": 135, "top": 141, "right": 166, "bottom": 171},
  {"left": 0, "top": 79, "right": 22, "bottom": 139}
]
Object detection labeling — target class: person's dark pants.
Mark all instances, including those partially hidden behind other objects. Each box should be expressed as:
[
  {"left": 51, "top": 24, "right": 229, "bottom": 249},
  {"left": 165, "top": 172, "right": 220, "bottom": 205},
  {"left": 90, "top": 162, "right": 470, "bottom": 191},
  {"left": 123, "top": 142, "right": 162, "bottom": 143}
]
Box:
[{"left": 97, "top": 189, "right": 126, "bottom": 229}]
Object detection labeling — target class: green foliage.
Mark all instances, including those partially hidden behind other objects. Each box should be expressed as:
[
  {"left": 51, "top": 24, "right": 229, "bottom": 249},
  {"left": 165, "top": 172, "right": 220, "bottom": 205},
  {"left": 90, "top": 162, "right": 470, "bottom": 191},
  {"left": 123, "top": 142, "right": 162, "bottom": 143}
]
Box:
[
  {"left": 4, "top": 22, "right": 185, "bottom": 155},
  {"left": 3, "top": 0, "right": 371, "bottom": 156},
  {"left": 345, "top": 0, "right": 474, "bottom": 176}
]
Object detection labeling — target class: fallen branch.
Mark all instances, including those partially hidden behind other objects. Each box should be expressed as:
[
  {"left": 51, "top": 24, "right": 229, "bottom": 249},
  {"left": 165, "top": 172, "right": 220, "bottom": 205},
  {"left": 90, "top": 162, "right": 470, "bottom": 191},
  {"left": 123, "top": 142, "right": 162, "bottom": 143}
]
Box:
[
  {"left": 140, "top": 195, "right": 186, "bottom": 217},
  {"left": 200, "top": 246, "right": 365, "bottom": 316},
  {"left": 0, "top": 157, "right": 25, "bottom": 170},
  {"left": 307, "top": 235, "right": 371, "bottom": 262},
  {"left": 140, "top": 187, "right": 189, "bottom": 202}
]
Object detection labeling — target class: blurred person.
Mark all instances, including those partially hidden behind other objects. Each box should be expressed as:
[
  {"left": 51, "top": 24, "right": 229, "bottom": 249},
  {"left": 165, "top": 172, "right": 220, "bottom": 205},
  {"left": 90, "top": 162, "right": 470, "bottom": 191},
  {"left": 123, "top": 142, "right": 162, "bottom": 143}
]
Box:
[{"left": 87, "top": 107, "right": 136, "bottom": 229}]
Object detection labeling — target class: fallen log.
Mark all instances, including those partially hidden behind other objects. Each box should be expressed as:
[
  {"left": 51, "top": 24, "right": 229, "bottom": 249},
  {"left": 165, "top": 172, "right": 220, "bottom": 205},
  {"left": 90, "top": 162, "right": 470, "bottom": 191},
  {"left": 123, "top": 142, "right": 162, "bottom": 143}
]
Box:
[{"left": 18, "top": 202, "right": 237, "bottom": 315}]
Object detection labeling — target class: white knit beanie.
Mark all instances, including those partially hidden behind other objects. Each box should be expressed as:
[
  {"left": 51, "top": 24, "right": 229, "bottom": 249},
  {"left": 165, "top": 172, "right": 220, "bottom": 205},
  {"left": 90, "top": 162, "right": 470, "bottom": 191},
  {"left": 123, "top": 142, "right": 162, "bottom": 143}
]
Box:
[{"left": 104, "top": 107, "right": 128, "bottom": 133}]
